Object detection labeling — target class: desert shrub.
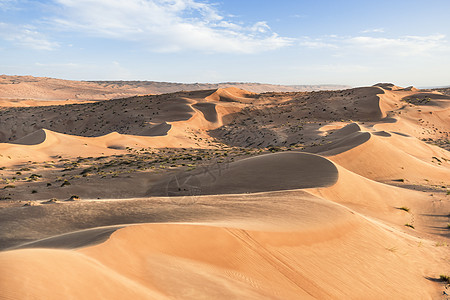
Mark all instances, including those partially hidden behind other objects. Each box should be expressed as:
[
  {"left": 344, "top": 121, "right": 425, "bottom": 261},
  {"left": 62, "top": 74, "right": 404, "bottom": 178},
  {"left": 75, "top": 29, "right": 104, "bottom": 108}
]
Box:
[
  {"left": 440, "top": 274, "right": 450, "bottom": 284},
  {"left": 30, "top": 174, "right": 42, "bottom": 181},
  {"left": 399, "top": 206, "right": 410, "bottom": 212}
]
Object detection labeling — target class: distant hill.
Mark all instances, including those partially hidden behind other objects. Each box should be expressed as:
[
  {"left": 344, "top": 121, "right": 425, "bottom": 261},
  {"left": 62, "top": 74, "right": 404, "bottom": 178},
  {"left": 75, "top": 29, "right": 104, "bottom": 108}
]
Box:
[
  {"left": 431, "top": 86, "right": 450, "bottom": 95},
  {"left": 0, "top": 75, "right": 350, "bottom": 101},
  {"left": 87, "top": 80, "right": 351, "bottom": 94}
]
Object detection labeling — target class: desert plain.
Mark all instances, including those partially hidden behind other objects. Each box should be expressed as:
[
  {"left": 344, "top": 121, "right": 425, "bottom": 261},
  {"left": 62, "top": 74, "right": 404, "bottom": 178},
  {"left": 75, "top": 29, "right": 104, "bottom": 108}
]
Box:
[{"left": 0, "top": 76, "right": 449, "bottom": 299}]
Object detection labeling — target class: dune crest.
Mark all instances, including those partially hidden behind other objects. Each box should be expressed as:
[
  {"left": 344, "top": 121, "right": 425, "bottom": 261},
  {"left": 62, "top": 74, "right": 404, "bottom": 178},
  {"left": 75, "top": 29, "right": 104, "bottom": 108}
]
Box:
[
  {"left": 205, "top": 87, "right": 255, "bottom": 102},
  {"left": 373, "top": 83, "right": 402, "bottom": 91}
]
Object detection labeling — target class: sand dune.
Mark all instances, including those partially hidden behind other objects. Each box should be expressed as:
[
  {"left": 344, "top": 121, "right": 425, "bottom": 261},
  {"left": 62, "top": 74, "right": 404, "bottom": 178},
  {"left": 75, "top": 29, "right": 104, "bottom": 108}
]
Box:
[
  {"left": 150, "top": 152, "right": 338, "bottom": 196},
  {"left": 326, "top": 128, "right": 449, "bottom": 184},
  {"left": 373, "top": 83, "right": 403, "bottom": 90},
  {"left": 10, "top": 225, "right": 125, "bottom": 250},
  {"left": 10, "top": 128, "right": 47, "bottom": 145},
  {"left": 78, "top": 221, "right": 442, "bottom": 299},
  {"left": 307, "top": 120, "right": 449, "bottom": 185},
  {"left": 192, "top": 102, "right": 219, "bottom": 123},
  {"left": 1, "top": 82, "right": 449, "bottom": 299},
  {"left": 0, "top": 248, "right": 169, "bottom": 300},
  {"left": 309, "top": 163, "right": 425, "bottom": 218},
  {"left": 0, "top": 129, "right": 155, "bottom": 166},
  {"left": 0, "top": 208, "right": 443, "bottom": 299},
  {"left": 1, "top": 81, "right": 445, "bottom": 148},
  {"left": 0, "top": 89, "right": 246, "bottom": 151},
  {"left": 1, "top": 128, "right": 219, "bottom": 167},
  {"left": 205, "top": 87, "right": 256, "bottom": 102},
  {"left": 312, "top": 129, "right": 371, "bottom": 156},
  {"left": 0, "top": 93, "right": 239, "bottom": 165},
  {"left": 138, "top": 122, "right": 172, "bottom": 137}
]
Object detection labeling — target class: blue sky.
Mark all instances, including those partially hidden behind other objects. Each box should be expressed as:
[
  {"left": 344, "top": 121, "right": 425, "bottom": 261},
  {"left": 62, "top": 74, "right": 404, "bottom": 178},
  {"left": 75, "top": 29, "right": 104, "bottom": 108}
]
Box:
[{"left": 1, "top": 0, "right": 449, "bottom": 86}]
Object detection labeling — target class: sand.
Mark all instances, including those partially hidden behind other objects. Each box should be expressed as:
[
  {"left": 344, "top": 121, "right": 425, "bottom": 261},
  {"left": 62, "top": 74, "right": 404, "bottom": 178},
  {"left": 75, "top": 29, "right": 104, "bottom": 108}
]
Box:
[{"left": 0, "top": 80, "right": 449, "bottom": 299}]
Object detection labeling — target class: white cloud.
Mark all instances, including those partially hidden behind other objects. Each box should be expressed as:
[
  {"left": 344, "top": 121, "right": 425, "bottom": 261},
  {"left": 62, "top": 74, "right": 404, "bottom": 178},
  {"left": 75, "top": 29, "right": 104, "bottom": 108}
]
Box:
[
  {"left": 50, "top": 0, "right": 292, "bottom": 53},
  {"left": 361, "top": 28, "right": 384, "bottom": 33},
  {"left": 35, "top": 62, "right": 79, "bottom": 67},
  {"left": 290, "top": 14, "right": 306, "bottom": 19},
  {"left": 299, "top": 33, "right": 449, "bottom": 57},
  {"left": 0, "top": 0, "right": 15, "bottom": 10},
  {"left": 347, "top": 34, "right": 448, "bottom": 56},
  {"left": 0, "top": 23, "right": 59, "bottom": 50},
  {"left": 299, "top": 37, "right": 339, "bottom": 49},
  {"left": 250, "top": 21, "right": 270, "bottom": 33}
]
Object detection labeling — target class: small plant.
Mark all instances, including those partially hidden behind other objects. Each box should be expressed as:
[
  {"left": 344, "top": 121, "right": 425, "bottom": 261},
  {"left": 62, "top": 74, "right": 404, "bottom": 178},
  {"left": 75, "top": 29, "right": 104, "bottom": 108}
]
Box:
[
  {"left": 435, "top": 241, "right": 448, "bottom": 247},
  {"left": 31, "top": 190, "right": 37, "bottom": 194},
  {"left": 440, "top": 274, "right": 450, "bottom": 284},
  {"left": 405, "top": 223, "right": 415, "bottom": 229},
  {"left": 399, "top": 206, "right": 410, "bottom": 212},
  {"left": 29, "top": 174, "right": 42, "bottom": 181},
  {"left": 61, "top": 180, "right": 71, "bottom": 187},
  {"left": 42, "top": 198, "right": 58, "bottom": 204},
  {"left": 3, "top": 185, "right": 15, "bottom": 189},
  {"left": 69, "top": 195, "right": 80, "bottom": 201}
]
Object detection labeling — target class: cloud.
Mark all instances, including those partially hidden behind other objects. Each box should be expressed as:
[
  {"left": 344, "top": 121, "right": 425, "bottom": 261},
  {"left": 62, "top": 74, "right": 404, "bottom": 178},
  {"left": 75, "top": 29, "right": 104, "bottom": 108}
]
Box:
[
  {"left": 347, "top": 34, "right": 448, "bottom": 56},
  {"left": 289, "top": 64, "right": 370, "bottom": 73},
  {"left": 0, "top": 0, "right": 16, "bottom": 10},
  {"left": 300, "top": 33, "right": 449, "bottom": 57},
  {"left": 50, "top": 0, "right": 292, "bottom": 53},
  {"left": 35, "top": 62, "right": 80, "bottom": 67},
  {"left": 250, "top": 21, "right": 270, "bottom": 33},
  {"left": 361, "top": 28, "right": 384, "bottom": 33},
  {"left": 0, "top": 23, "right": 60, "bottom": 50},
  {"left": 299, "top": 37, "right": 339, "bottom": 49}
]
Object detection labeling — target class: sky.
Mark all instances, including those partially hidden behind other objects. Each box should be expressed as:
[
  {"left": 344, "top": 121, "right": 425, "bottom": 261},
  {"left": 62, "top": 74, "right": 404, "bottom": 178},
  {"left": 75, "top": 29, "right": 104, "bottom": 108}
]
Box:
[{"left": 1, "top": 0, "right": 449, "bottom": 87}]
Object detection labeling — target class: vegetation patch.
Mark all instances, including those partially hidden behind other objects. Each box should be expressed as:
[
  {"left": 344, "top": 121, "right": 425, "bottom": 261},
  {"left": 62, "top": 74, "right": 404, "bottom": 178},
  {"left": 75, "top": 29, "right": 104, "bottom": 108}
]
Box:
[
  {"left": 399, "top": 206, "right": 410, "bottom": 212},
  {"left": 440, "top": 274, "right": 450, "bottom": 284},
  {"left": 404, "top": 223, "right": 415, "bottom": 229}
]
